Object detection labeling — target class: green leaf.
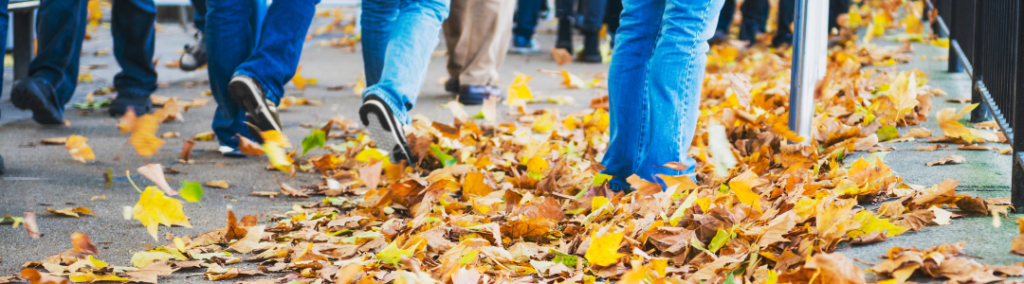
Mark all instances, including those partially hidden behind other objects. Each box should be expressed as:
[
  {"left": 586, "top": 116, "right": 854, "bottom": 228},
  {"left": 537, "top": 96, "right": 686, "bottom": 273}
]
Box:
[
  {"left": 548, "top": 249, "right": 585, "bottom": 267},
  {"left": 876, "top": 126, "right": 899, "bottom": 142},
  {"left": 179, "top": 181, "right": 203, "bottom": 203},
  {"left": 592, "top": 173, "right": 612, "bottom": 187},
  {"left": 377, "top": 242, "right": 414, "bottom": 266},
  {"left": 429, "top": 145, "right": 456, "bottom": 167},
  {"left": 708, "top": 227, "right": 737, "bottom": 253},
  {"left": 301, "top": 129, "right": 327, "bottom": 156}
]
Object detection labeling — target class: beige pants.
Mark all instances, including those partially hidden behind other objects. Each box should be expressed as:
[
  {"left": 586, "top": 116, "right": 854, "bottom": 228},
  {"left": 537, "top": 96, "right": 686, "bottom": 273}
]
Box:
[{"left": 442, "top": 0, "right": 516, "bottom": 86}]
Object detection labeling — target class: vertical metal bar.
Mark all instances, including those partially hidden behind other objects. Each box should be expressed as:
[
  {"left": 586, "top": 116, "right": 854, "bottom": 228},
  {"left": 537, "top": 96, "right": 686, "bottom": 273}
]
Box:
[
  {"left": 1013, "top": 0, "right": 1024, "bottom": 212},
  {"left": 788, "top": 0, "right": 828, "bottom": 143},
  {"left": 948, "top": 0, "right": 962, "bottom": 73},
  {"left": 12, "top": 10, "right": 33, "bottom": 81},
  {"left": 970, "top": 0, "right": 989, "bottom": 123}
]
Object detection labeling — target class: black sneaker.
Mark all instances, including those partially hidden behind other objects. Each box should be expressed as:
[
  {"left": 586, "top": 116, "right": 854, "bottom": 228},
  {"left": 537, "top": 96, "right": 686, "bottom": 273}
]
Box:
[
  {"left": 11, "top": 77, "right": 63, "bottom": 125},
  {"left": 445, "top": 77, "right": 459, "bottom": 94},
  {"left": 457, "top": 85, "right": 504, "bottom": 105},
  {"left": 580, "top": 31, "right": 602, "bottom": 63},
  {"left": 180, "top": 32, "right": 207, "bottom": 71},
  {"left": 109, "top": 95, "right": 153, "bottom": 117},
  {"left": 555, "top": 17, "right": 574, "bottom": 52},
  {"left": 359, "top": 94, "right": 412, "bottom": 165},
  {"left": 229, "top": 75, "right": 282, "bottom": 132}
]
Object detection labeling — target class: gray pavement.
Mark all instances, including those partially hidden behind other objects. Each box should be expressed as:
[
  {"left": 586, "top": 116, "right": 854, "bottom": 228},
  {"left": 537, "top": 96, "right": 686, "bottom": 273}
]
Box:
[{"left": 0, "top": 13, "right": 1020, "bottom": 284}]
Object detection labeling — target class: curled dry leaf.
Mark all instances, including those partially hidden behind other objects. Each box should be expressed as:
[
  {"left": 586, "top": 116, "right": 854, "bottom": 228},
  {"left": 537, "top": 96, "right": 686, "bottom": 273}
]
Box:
[
  {"left": 204, "top": 180, "right": 229, "bottom": 189},
  {"left": 46, "top": 207, "right": 96, "bottom": 218},
  {"left": 20, "top": 268, "right": 68, "bottom": 284},
  {"left": 64, "top": 135, "right": 96, "bottom": 163},
  {"left": 71, "top": 232, "right": 99, "bottom": 255},
  {"left": 550, "top": 48, "right": 572, "bottom": 66},
  {"left": 180, "top": 140, "right": 195, "bottom": 162},
  {"left": 137, "top": 164, "right": 178, "bottom": 196},
  {"left": 925, "top": 155, "right": 966, "bottom": 166},
  {"left": 24, "top": 211, "right": 40, "bottom": 239}
]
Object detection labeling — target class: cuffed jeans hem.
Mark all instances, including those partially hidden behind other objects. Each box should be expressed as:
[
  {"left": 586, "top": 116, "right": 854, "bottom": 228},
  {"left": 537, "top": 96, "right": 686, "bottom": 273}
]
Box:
[
  {"left": 233, "top": 69, "right": 280, "bottom": 104},
  {"left": 362, "top": 85, "right": 411, "bottom": 125},
  {"left": 605, "top": 178, "right": 631, "bottom": 192},
  {"left": 115, "top": 87, "right": 155, "bottom": 98}
]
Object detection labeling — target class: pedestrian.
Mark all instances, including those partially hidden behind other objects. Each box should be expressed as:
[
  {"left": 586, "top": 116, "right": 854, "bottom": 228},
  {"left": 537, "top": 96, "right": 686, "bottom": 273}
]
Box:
[
  {"left": 604, "top": 0, "right": 621, "bottom": 48},
  {"left": 511, "top": 0, "right": 543, "bottom": 53},
  {"left": 555, "top": 0, "right": 607, "bottom": 63},
  {"left": 0, "top": 0, "right": 11, "bottom": 175},
  {"left": 10, "top": 0, "right": 158, "bottom": 123},
  {"left": 179, "top": 0, "right": 208, "bottom": 71},
  {"left": 712, "top": 0, "right": 849, "bottom": 47},
  {"left": 442, "top": 0, "right": 514, "bottom": 104},
  {"left": 600, "top": 0, "right": 725, "bottom": 190},
  {"left": 204, "top": 0, "right": 316, "bottom": 156},
  {"left": 358, "top": 0, "right": 450, "bottom": 165}
]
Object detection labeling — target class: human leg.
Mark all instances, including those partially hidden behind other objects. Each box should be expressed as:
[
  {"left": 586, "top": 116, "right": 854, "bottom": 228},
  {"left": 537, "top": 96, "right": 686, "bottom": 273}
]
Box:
[
  {"left": 360, "top": 0, "right": 400, "bottom": 87},
  {"left": 599, "top": 0, "right": 665, "bottom": 190},
  {"left": 109, "top": 0, "right": 158, "bottom": 117},
  {"left": 633, "top": 0, "right": 724, "bottom": 181},
  {"left": 578, "top": 0, "right": 606, "bottom": 62},
  {"left": 738, "top": 0, "right": 767, "bottom": 45},
  {"left": 442, "top": 0, "right": 466, "bottom": 92},
  {"left": 359, "top": 0, "right": 450, "bottom": 164},
  {"left": 511, "top": 0, "right": 542, "bottom": 53},
  {"left": 206, "top": 0, "right": 256, "bottom": 148},
  {"left": 554, "top": 0, "right": 574, "bottom": 50},
  {"left": 446, "top": 0, "right": 513, "bottom": 104},
  {"left": 772, "top": 0, "right": 795, "bottom": 47},
  {"left": 11, "top": 0, "right": 87, "bottom": 124}
]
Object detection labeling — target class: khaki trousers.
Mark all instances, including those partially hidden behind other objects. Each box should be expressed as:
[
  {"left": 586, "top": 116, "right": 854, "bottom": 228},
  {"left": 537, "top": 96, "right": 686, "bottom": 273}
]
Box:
[{"left": 442, "top": 0, "right": 516, "bottom": 86}]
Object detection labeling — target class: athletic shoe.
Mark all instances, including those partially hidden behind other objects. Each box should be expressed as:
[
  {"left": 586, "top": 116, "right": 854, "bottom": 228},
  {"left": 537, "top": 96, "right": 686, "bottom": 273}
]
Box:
[
  {"left": 359, "top": 94, "right": 412, "bottom": 165},
  {"left": 510, "top": 35, "right": 540, "bottom": 54},
  {"left": 228, "top": 75, "right": 282, "bottom": 132},
  {"left": 456, "top": 85, "right": 504, "bottom": 105},
  {"left": 445, "top": 77, "right": 459, "bottom": 94},
  {"left": 11, "top": 77, "right": 63, "bottom": 125},
  {"left": 180, "top": 32, "right": 207, "bottom": 71},
  {"left": 219, "top": 146, "right": 246, "bottom": 158},
  {"left": 580, "top": 31, "right": 602, "bottom": 63},
  {"left": 109, "top": 95, "right": 153, "bottom": 117}
]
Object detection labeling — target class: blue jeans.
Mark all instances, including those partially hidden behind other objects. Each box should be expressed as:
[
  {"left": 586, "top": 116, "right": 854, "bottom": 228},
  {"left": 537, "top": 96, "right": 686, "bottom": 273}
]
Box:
[
  {"left": 600, "top": 0, "right": 724, "bottom": 190},
  {"left": 191, "top": 0, "right": 206, "bottom": 33},
  {"left": 514, "top": 0, "right": 542, "bottom": 39},
  {"left": 556, "top": 0, "right": 607, "bottom": 33},
  {"left": 29, "top": 0, "right": 157, "bottom": 109},
  {"left": 205, "top": 0, "right": 316, "bottom": 148},
  {"left": 0, "top": 0, "right": 8, "bottom": 92},
  {"left": 360, "top": 0, "right": 450, "bottom": 125}
]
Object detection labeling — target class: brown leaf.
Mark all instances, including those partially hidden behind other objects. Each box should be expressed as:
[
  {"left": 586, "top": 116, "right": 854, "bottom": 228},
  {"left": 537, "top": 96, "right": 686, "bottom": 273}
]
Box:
[
  {"left": 280, "top": 183, "right": 309, "bottom": 198},
  {"left": 877, "top": 201, "right": 906, "bottom": 217},
  {"left": 757, "top": 211, "right": 797, "bottom": 247},
  {"left": 124, "top": 262, "right": 178, "bottom": 284},
  {"left": 224, "top": 211, "right": 248, "bottom": 242},
  {"left": 955, "top": 196, "right": 989, "bottom": 215},
  {"left": 925, "top": 155, "right": 965, "bottom": 166},
  {"left": 46, "top": 207, "right": 95, "bottom": 218},
  {"left": 24, "top": 211, "right": 40, "bottom": 239},
  {"left": 913, "top": 144, "right": 947, "bottom": 151},
  {"left": 358, "top": 161, "right": 383, "bottom": 190},
  {"left": 850, "top": 231, "right": 887, "bottom": 245},
  {"left": 70, "top": 232, "right": 98, "bottom": 255},
  {"left": 551, "top": 48, "right": 572, "bottom": 66},
  {"left": 180, "top": 140, "right": 195, "bottom": 162},
  {"left": 501, "top": 216, "right": 555, "bottom": 239},
  {"left": 204, "top": 180, "right": 229, "bottom": 189},
  {"left": 462, "top": 172, "right": 492, "bottom": 198},
  {"left": 1012, "top": 236, "right": 1024, "bottom": 256},
  {"left": 895, "top": 210, "right": 935, "bottom": 231},
  {"left": 236, "top": 135, "right": 265, "bottom": 156},
  {"left": 20, "top": 268, "right": 67, "bottom": 284},
  {"left": 906, "top": 128, "right": 932, "bottom": 138}
]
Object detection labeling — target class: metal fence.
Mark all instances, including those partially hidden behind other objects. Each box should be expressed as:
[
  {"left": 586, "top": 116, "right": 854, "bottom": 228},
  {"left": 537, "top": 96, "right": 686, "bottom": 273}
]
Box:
[{"left": 938, "top": 0, "right": 1024, "bottom": 210}]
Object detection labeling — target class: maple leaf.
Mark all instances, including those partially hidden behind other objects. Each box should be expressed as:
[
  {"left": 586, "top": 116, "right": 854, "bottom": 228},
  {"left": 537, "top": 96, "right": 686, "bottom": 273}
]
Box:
[
  {"left": 584, "top": 231, "right": 625, "bottom": 267},
  {"left": 462, "top": 172, "right": 492, "bottom": 197},
  {"left": 507, "top": 74, "right": 533, "bottom": 107},
  {"left": 133, "top": 187, "right": 192, "bottom": 241},
  {"left": 290, "top": 66, "right": 317, "bottom": 90},
  {"left": 729, "top": 170, "right": 763, "bottom": 211},
  {"left": 937, "top": 104, "right": 998, "bottom": 143},
  {"left": 887, "top": 72, "right": 919, "bottom": 123},
  {"left": 126, "top": 113, "right": 165, "bottom": 157},
  {"left": 124, "top": 262, "right": 177, "bottom": 284},
  {"left": 64, "top": 135, "right": 96, "bottom": 163},
  {"left": 228, "top": 225, "right": 266, "bottom": 254},
  {"left": 848, "top": 210, "right": 909, "bottom": 239}
]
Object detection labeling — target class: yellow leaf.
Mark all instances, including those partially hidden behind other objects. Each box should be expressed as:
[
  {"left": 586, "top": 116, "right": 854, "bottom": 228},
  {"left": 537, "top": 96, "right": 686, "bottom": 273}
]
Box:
[
  {"left": 191, "top": 131, "right": 215, "bottom": 141},
  {"left": 887, "top": 72, "right": 919, "bottom": 123},
  {"left": 126, "top": 113, "right": 165, "bottom": 157},
  {"left": 290, "top": 66, "right": 317, "bottom": 90},
  {"left": 65, "top": 135, "right": 96, "bottom": 163},
  {"left": 584, "top": 231, "right": 625, "bottom": 266},
  {"left": 133, "top": 187, "right": 191, "bottom": 241},
  {"left": 353, "top": 77, "right": 366, "bottom": 96},
  {"left": 563, "top": 115, "right": 579, "bottom": 131},
  {"left": 259, "top": 130, "right": 292, "bottom": 148},
  {"left": 462, "top": 172, "right": 491, "bottom": 197},
  {"left": 376, "top": 242, "right": 414, "bottom": 266},
  {"left": 507, "top": 74, "right": 533, "bottom": 107},
  {"left": 847, "top": 210, "right": 909, "bottom": 238},
  {"left": 68, "top": 271, "right": 129, "bottom": 283},
  {"left": 937, "top": 104, "right": 998, "bottom": 143},
  {"left": 531, "top": 112, "right": 555, "bottom": 133},
  {"left": 560, "top": 70, "right": 589, "bottom": 89},
  {"left": 130, "top": 247, "right": 186, "bottom": 268},
  {"left": 729, "top": 170, "right": 762, "bottom": 212}
]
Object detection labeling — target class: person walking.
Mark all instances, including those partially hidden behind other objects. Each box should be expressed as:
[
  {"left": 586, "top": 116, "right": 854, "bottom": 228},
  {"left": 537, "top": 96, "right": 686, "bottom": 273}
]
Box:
[
  {"left": 204, "top": 0, "right": 316, "bottom": 156},
  {"left": 179, "top": 0, "right": 208, "bottom": 71},
  {"left": 442, "top": 0, "right": 514, "bottom": 104},
  {"left": 0, "top": 0, "right": 8, "bottom": 175},
  {"left": 600, "top": 0, "right": 725, "bottom": 190},
  {"left": 10, "top": 0, "right": 158, "bottom": 123},
  {"left": 358, "top": 0, "right": 450, "bottom": 165}
]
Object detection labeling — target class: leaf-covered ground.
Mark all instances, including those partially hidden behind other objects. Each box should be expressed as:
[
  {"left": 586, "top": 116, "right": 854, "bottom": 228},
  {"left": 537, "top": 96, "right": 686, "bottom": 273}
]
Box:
[{"left": 8, "top": 1, "right": 1024, "bottom": 284}]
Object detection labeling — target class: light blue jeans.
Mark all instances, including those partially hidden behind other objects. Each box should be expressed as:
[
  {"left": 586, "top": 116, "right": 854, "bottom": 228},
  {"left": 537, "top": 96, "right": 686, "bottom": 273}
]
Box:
[
  {"left": 360, "top": 0, "right": 451, "bottom": 125},
  {"left": 600, "top": 0, "right": 724, "bottom": 191}
]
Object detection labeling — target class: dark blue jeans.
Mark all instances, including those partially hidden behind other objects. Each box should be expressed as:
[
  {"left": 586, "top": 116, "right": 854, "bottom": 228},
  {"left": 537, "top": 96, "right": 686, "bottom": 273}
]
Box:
[
  {"left": 0, "top": 0, "right": 8, "bottom": 93},
  {"left": 29, "top": 0, "right": 157, "bottom": 109},
  {"left": 514, "top": 0, "right": 542, "bottom": 39},
  {"left": 192, "top": 0, "right": 206, "bottom": 33},
  {"left": 556, "top": 0, "right": 607, "bottom": 33},
  {"left": 205, "top": 0, "right": 316, "bottom": 148}
]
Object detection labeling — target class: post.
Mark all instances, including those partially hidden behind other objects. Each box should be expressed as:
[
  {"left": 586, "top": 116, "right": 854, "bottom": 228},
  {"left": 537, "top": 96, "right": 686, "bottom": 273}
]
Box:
[
  {"left": 12, "top": 10, "right": 33, "bottom": 81},
  {"left": 969, "top": 0, "right": 988, "bottom": 123},
  {"left": 789, "top": 0, "right": 829, "bottom": 143}
]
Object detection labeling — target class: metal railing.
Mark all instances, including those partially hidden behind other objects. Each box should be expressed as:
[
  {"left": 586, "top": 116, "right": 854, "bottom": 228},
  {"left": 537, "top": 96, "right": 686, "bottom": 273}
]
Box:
[{"left": 939, "top": 0, "right": 1024, "bottom": 211}]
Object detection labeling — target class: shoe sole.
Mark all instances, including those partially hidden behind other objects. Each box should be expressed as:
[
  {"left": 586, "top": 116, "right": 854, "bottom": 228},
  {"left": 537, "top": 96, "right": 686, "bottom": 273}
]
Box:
[
  {"left": 359, "top": 99, "right": 412, "bottom": 165},
  {"left": 11, "top": 80, "right": 62, "bottom": 124},
  {"left": 229, "top": 77, "right": 281, "bottom": 132}
]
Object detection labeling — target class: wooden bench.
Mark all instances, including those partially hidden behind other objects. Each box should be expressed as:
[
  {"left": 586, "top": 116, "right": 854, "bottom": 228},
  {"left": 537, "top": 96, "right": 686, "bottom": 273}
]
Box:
[{"left": 9, "top": 0, "right": 39, "bottom": 81}]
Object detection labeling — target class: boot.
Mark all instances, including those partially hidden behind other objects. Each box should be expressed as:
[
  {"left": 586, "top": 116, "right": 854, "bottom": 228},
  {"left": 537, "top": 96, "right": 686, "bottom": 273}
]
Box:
[
  {"left": 555, "top": 17, "right": 574, "bottom": 52},
  {"left": 580, "top": 30, "right": 602, "bottom": 63}
]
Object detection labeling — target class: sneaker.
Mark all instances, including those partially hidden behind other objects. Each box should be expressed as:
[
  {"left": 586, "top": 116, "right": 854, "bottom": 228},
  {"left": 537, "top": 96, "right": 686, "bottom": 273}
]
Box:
[
  {"left": 359, "top": 94, "right": 412, "bottom": 165},
  {"left": 229, "top": 75, "right": 282, "bottom": 132},
  {"left": 456, "top": 85, "right": 504, "bottom": 105},
  {"left": 11, "top": 77, "right": 63, "bottom": 125},
  {"left": 219, "top": 146, "right": 246, "bottom": 158},
  {"left": 510, "top": 35, "right": 540, "bottom": 54},
  {"left": 445, "top": 77, "right": 460, "bottom": 94},
  {"left": 180, "top": 32, "right": 207, "bottom": 71},
  {"left": 555, "top": 17, "right": 574, "bottom": 52},
  {"left": 109, "top": 95, "right": 153, "bottom": 117}
]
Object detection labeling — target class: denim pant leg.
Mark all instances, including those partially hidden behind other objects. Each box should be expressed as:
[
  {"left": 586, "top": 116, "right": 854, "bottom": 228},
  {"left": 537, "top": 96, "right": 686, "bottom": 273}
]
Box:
[
  {"left": 578, "top": 0, "right": 606, "bottom": 32},
  {"left": 514, "top": 0, "right": 542, "bottom": 39},
  {"left": 738, "top": 0, "right": 767, "bottom": 43},
  {"left": 715, "top": 0, "right": 733, "bottom": 35},
  {"left": 0, "top": 0, "right": 9, "bottom": 93},
  {"left": 635, "top": 0, "right": 723, "bottom": 181},
  {"left": 361, "top": 0, "right": 450, "bottom": 125},
  {"left": 360, "top": 0, "right": 400, "bottom": 87},
  {"left": 235, "top": 0, "right": 320, "bottom": 105},
  {"left": 111, "top": 0, "right": 158, "bottom": 99},
  {"left": 29, "top": 0, "right": 88, "bottom": 108},
  {"left": 600, "top": 0, "right": 666, "bottom": 190},
  {"left": 192, "top": 0, "right": 207, "bottom": 33},
  {"left": 206, "top": 0, "right": 256, "bottom": 148}
]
